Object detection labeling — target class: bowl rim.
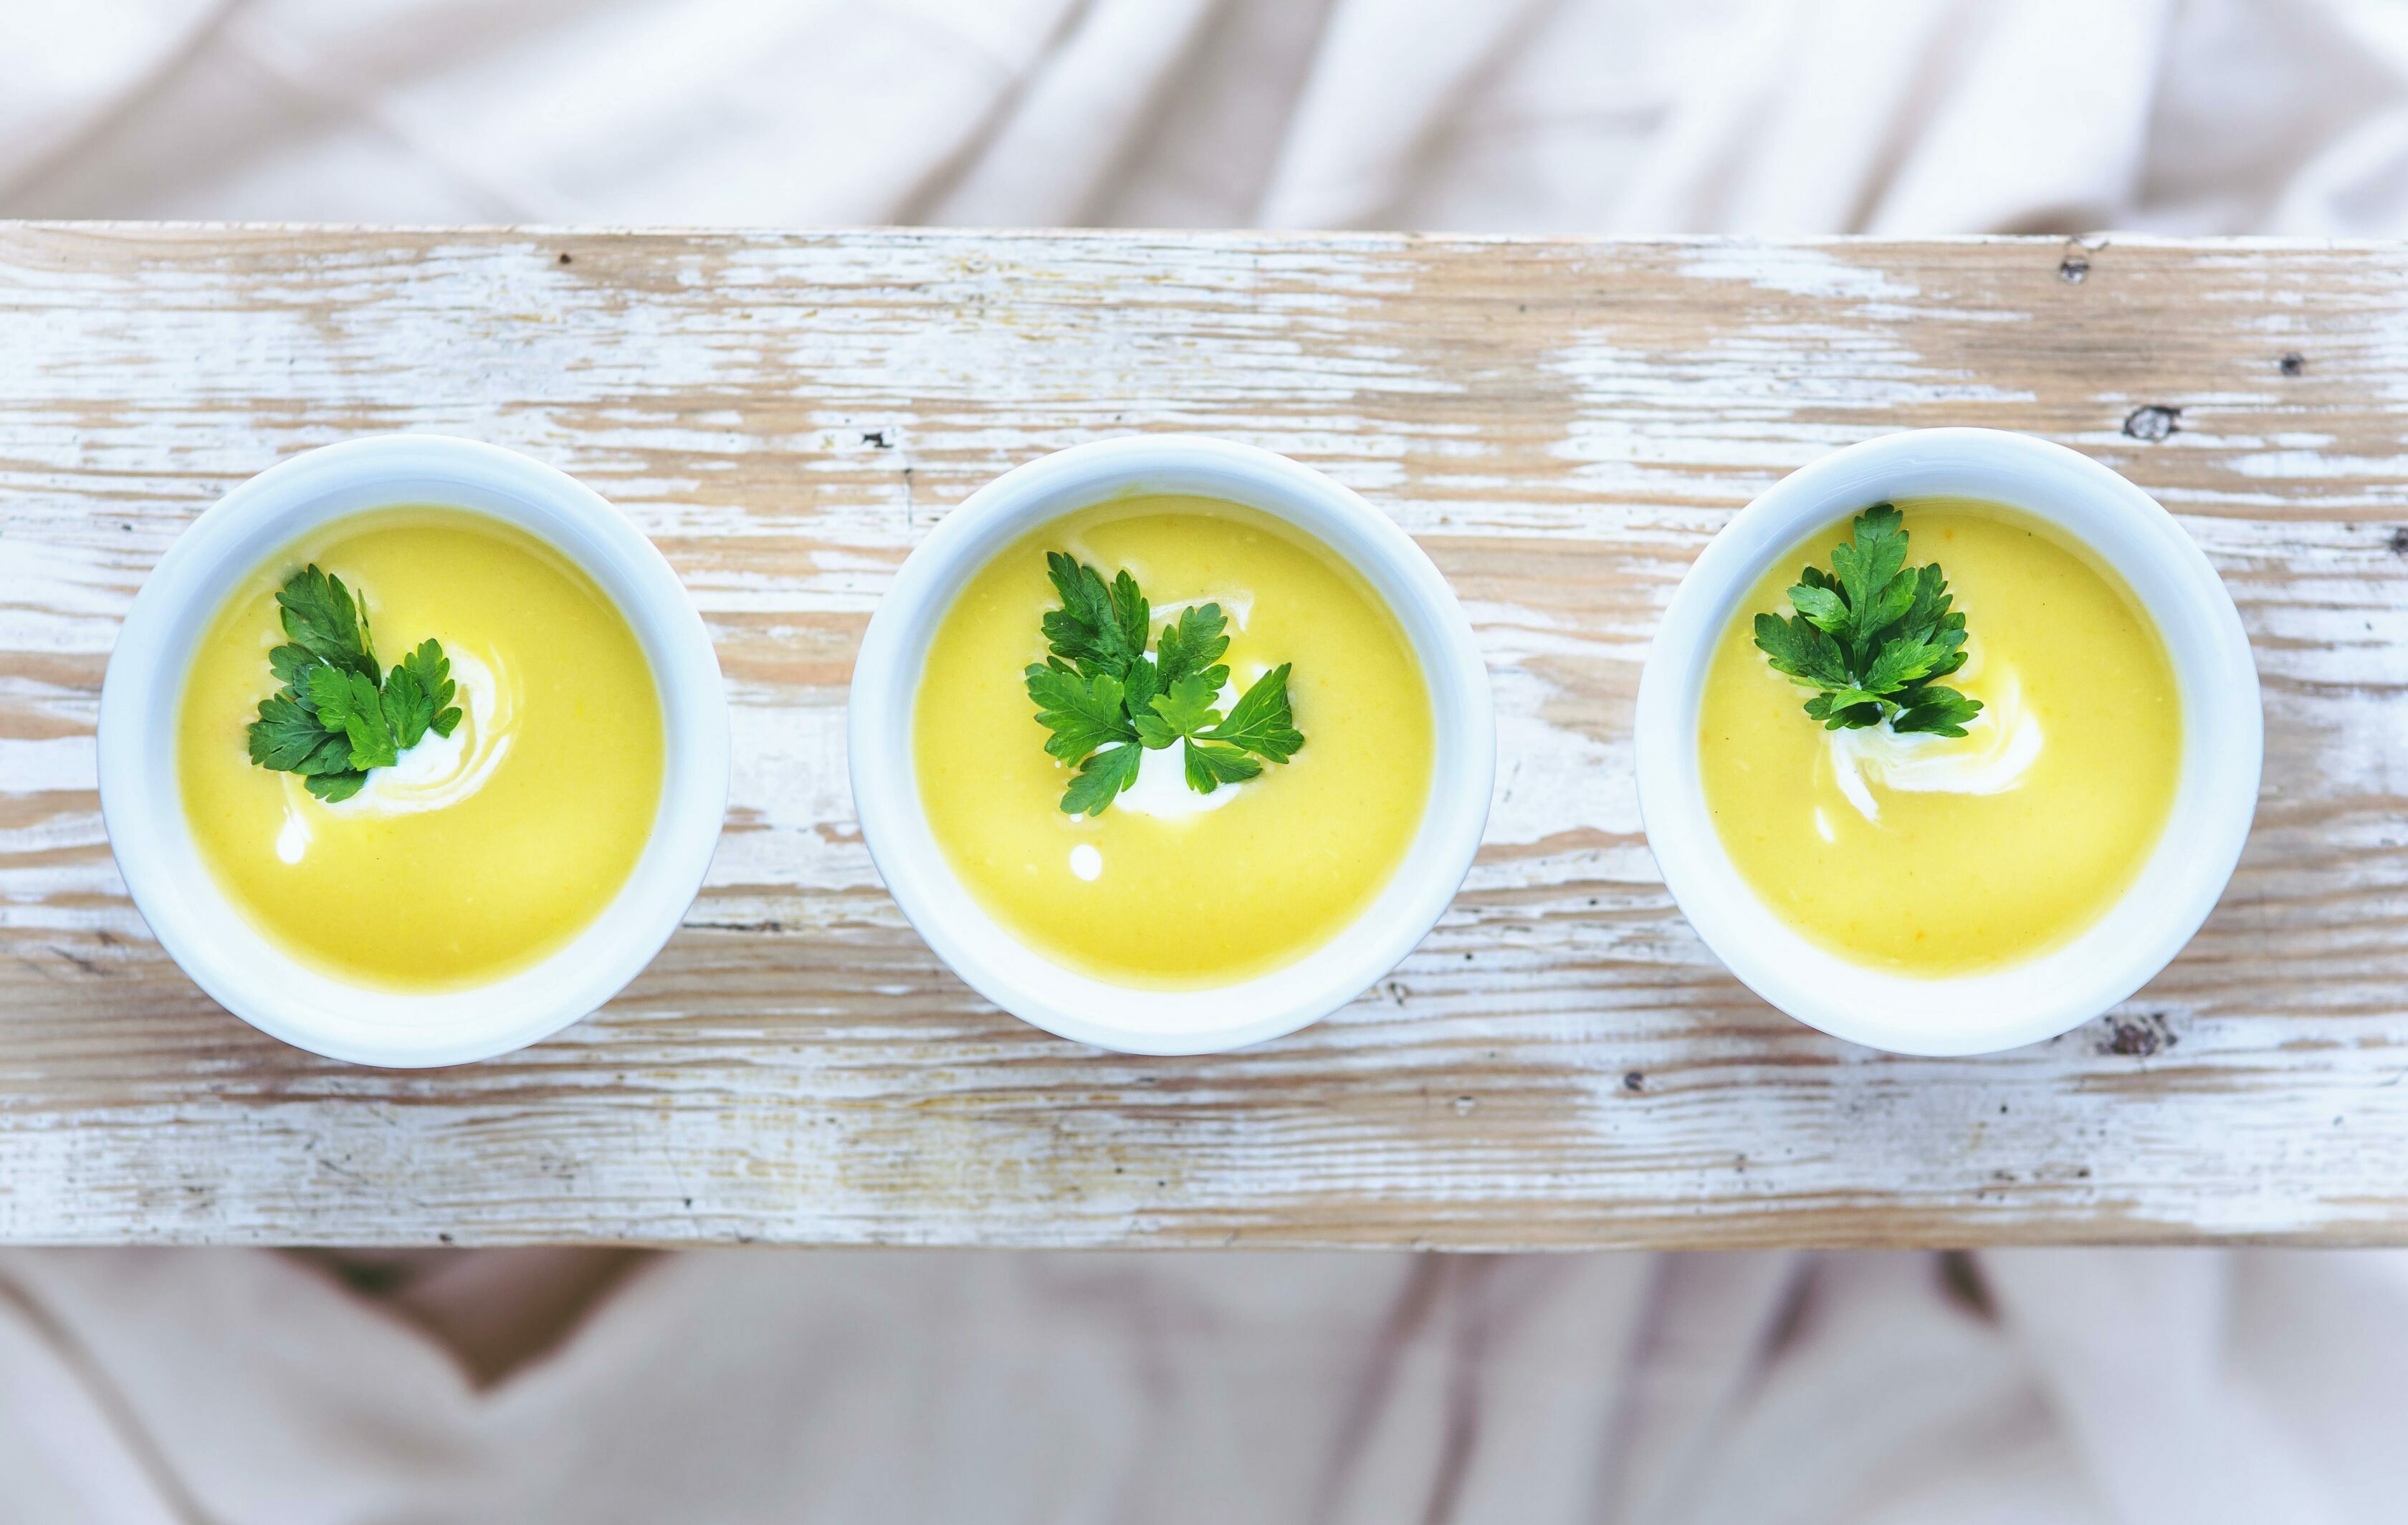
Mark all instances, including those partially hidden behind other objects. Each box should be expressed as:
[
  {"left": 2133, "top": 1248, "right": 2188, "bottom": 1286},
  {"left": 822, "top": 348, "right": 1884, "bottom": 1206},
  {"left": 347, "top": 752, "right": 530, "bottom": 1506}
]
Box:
[
  {"left": 847, "top": 434, "right": 1495, "bottom": 1055},
  {"left": 1633, "top": 427, "right": 2263, "bottom": 1056},
  {"left": 96, "top": 434, "right": 730, "bottom": 1068}
]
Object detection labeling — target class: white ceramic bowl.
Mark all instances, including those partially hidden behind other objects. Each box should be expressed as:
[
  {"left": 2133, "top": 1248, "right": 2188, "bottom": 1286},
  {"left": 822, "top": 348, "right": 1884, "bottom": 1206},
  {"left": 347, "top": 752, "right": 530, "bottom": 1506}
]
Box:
[
  {"left": 850, "top": 436, "right": 1494, "bottom": 1055},
  {"left": 97, "top": 436, "right": 730, "bottom": 1067},
  {"left": 1635, "top": 428, "right": 2261, "bottom": 1056}
]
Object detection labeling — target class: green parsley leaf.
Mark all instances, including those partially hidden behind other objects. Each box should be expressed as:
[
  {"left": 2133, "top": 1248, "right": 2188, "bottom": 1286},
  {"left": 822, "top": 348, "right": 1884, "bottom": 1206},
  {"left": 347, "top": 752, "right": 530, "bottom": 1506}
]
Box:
[
  {"left": 1039, "top": 552, "right": 1149, "bottom": 680},
  {"left": 1118, "top": 644, "right": 1160, "bottom": 720},
  {"left": 307, "top": 664, "right": 401, "bottom": 771},
  {"left": 1132, "top": 671, "right": 1221, "bottom": 750},
  {"left": 274, "top": 565, "right": 379, "bottom": 683},
  {"left": 1893, "top": 688, "right": 1983, "bottom": 735},
  {"left": 1182, "top": 740, "right": 1262, "bottom": 793},
  {"left": 382, "top": 639, "right": 463, "bottom": 749},
  {"left": 1121, "top": 666, "right": 1270, "bottom": 795},
  {"left": 268, "top": 642, "right": 320, "bottom": 694},
  {"left": 1203, "top": 664, "right": 1304, "bottom": 763},
  {"left": 1026, "top": 664, "right": 1139, "bottom": 763},
  {"left": 1855, "top": 568, "right": 1919, "bottom": 647},
  {"left": 1153, "top": 603, "right": 1231, "bottom": 692},
  {"left": 1752, "top": 613, "right": 1848, "bottom": 691},
  {"left": 1829, "top": 505, "right": 1908, "bottom": 621},
  {"left": 1858, "top": 636, "right": 1946, "bottom": 694},
  {"left": 1752, "top": 505, "right": 1986, "bottom": 739},
  {"left": 1134, "top": 664, "right": 1302, "bottom": 794},
  {"left": 305, "top": 770, "right": 368, "bottom": 803},
  {"left": 382, "top": 662, "right": 433, "bottom": 752},
  {"left": 1025, "top": 555, "right": 1306, "bottom": 815},
  {"left": 1061, "top": 742, "right": 1144, "bottom": 817},
  {"left": 247, "top": 692, "right": 338, "bottom": 773},
  {"left": 395, "top": 636, "right": 459, "bottom": 742},
  {"left": 246, "top": 565, "right": 465, "bottom": 794},
  {"left": 1786, "top": 582, "right": 1849, "bottom": 634}
]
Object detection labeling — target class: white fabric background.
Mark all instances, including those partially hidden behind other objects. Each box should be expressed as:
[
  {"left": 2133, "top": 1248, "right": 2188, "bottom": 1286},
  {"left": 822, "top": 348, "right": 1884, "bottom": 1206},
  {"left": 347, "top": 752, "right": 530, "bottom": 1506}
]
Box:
[{"left": 8, "top": 1, "right": 2408, "bottom": 1519}]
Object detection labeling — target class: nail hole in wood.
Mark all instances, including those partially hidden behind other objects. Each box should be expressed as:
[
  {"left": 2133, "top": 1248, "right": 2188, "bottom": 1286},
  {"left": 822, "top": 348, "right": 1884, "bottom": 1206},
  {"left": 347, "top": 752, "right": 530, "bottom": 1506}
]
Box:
[{"left": 2123, "top": 404, "right": 2180, "bottom": 442}]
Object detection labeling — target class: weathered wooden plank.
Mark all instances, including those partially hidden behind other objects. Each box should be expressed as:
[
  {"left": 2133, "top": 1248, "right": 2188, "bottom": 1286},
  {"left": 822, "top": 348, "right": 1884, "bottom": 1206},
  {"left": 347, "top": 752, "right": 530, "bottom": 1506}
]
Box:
[{"left": 4, "top": 225, "right": 2406, "bottom": 1247}]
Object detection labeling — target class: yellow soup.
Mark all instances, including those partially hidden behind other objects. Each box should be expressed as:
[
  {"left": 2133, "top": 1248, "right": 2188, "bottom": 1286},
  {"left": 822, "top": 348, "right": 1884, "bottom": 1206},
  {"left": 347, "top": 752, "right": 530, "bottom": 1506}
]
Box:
[
  {"left": 179, "top": 508, "right": 664, "bottom": 989},
  {"left": 914, "top": 496, "right": 1433, "bottom": 987},
  {"left": 1698, "top": 499, "right": 2181, "bottom": 973}
]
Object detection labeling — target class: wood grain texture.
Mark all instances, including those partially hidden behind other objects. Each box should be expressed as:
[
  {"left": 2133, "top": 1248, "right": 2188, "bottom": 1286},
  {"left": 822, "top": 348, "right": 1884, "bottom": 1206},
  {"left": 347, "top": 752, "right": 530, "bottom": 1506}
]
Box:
[{"left": 3, "top": 225, "right": 2404, "bottom": 1248}]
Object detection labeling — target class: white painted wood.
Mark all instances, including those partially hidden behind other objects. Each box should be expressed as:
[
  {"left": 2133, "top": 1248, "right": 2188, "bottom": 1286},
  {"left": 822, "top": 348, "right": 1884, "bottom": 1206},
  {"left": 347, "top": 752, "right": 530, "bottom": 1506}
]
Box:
[{"left": 1, "top": 226, "right": 2402, "bottom": 1247}]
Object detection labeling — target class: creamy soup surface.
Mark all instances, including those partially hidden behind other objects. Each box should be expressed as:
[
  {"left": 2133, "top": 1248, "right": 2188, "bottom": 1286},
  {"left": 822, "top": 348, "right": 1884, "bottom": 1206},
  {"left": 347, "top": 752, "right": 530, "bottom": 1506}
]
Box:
[
  {"left": 178, "top": 508, "right": 664, "bottom": 989},
  {"left": 1698, "top": 499, "right": 2182, "bottom": 973},
  {"left": 914, "top": 495, "right": 1433, "bottom": 987}
]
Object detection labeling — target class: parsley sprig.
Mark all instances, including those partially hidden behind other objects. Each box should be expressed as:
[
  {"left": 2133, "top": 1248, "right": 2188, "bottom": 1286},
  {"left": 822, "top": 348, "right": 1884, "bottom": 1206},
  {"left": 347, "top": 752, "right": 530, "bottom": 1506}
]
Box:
[
  {"left": 1025, "top": 553, "right": 1304, "bottom": 816},
  {"left": 244, "top": 565, "right": 462, "bottom": 802},
  {"left": 1752, "top": 505, "right": 1983, "bottom": 736}
]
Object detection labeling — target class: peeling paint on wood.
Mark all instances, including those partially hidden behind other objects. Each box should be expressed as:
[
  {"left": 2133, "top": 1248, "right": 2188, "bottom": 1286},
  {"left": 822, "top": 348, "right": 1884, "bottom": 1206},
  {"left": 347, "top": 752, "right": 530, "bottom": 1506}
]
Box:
[{"left": 4, "top": 226, "right": 2407, "bottom": 1248}]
